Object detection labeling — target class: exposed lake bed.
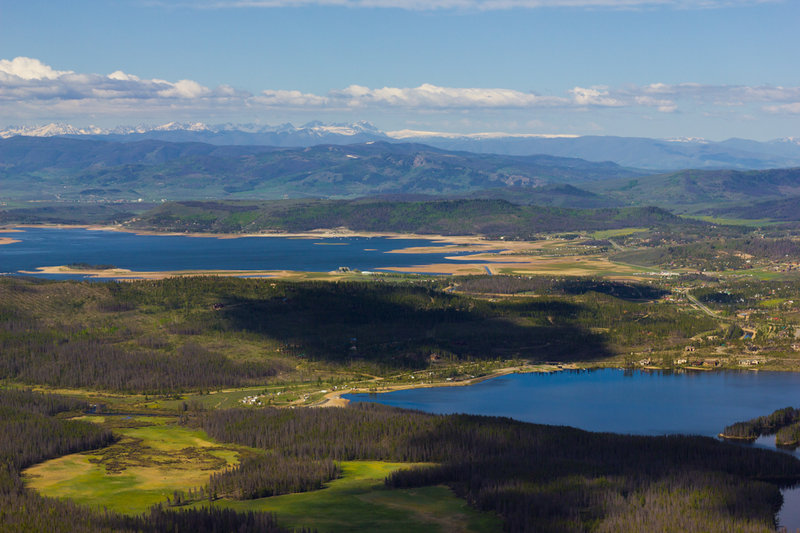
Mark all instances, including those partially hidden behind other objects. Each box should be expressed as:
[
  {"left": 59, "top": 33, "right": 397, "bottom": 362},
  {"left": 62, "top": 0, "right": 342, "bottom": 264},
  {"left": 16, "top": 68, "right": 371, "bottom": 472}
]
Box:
[
  {"left": 0, "top": 225, "right": 641, "bottom": 278},
  {"left": 0, "top": 226, "right": 498, "bottom": 279}
]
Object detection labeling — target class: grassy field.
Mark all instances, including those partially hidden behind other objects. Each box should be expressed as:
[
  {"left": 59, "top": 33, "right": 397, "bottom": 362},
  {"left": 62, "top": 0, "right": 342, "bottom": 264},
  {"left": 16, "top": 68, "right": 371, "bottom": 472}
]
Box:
[
  {"left": 23, "top": 415, "right": 502, "bottom": 532},
  {"left": 591, "top": 227, "right": 650, "bottom": 238},
  {"left": 201, "top": 461, "right": 503, "bottom": 533},
  {"left": 681, "top": 215, "right": 774, "bottom": 226},
  {"left": 496, "top": 256, "right": 645, "bottom": 277},
  {"left": 23, "top": 416, "right": 242, "bottom": 514}
]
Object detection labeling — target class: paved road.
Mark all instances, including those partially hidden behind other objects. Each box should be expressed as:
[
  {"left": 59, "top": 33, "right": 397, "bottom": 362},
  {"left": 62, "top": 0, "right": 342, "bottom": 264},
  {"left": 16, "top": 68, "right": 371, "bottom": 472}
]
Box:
[{"left": 684, "top": 291, "right": 727, "bottom": 320}]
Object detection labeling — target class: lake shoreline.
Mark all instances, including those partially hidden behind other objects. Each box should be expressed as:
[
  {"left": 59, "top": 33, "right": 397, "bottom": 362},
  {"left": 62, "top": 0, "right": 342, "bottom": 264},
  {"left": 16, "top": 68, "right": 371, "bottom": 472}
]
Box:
[
  {"left": 3, "top": 223, "right": 499, "bottom": 247},
  {"left": 322, "top": 363, "right": 791, "bottom": 408},
  {"left": 313, "top": 363, "right": 570, "bottom": 407},
  {"left": 4, "top": 224, "right": 643, "bottom": 278}
]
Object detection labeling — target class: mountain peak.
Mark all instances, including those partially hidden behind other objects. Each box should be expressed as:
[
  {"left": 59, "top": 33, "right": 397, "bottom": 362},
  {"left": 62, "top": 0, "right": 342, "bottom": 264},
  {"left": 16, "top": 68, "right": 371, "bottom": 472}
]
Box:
[
  {"left": 152, "top": 121, "right": 210, "bottom": 132},
  {"left": 0, "top": 122, "right": 106, "bottom": 139}
]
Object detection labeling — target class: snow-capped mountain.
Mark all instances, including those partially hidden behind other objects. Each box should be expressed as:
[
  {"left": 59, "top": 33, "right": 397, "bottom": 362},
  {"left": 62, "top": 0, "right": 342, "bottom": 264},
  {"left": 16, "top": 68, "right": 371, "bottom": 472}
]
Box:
[
  {"left": 0, "top": 120, "right": 391, "bottom": 148},
  {"left": 0, "top": 120, "right": 385, "bottom": 140},
  {"left": 2, "top": 121, "right": 799, "bottom": 170},
  {"left": 0, "top": 123, "right": 109, "bottom": 138},
  {"left": 151, "top": 121, "right": 212, "bottom": 132}
]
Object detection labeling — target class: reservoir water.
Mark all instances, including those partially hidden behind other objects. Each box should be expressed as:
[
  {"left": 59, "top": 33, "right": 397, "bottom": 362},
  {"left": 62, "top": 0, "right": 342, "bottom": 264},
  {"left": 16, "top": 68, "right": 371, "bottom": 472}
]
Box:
[
  {"left": 5, "top": 227, "right": 800, "bottom": 526},
  {"left": 0, "top": 227, "right": 486, "bottom": 278},
  {"left": 346, "top": 369, "right": 800, "bottom": 529}
]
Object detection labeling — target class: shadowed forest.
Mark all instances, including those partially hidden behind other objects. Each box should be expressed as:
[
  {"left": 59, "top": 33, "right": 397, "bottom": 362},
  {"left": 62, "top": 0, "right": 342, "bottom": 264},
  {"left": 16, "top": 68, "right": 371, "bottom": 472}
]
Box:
[
  {"left": 0, "top": 275, "right": 719, "bottom": 393},
  {"left": 3, "top": 389, "right": 798, "bottom": 532},
  {"left": 1, "top": 274, "right": 798, "bottom": 532}
]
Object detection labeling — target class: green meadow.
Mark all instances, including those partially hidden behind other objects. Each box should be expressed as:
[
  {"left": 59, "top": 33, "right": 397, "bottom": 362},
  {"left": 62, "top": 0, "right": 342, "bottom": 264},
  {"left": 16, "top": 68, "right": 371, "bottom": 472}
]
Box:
[
  {"left": 201, "top": 461, "right": 503, "bottom": 533},
  {"left": 23, "top": 416, "right": 502, "bottom": 532},
  {"left": 23, "top": 417, "right": 242, "bottom": 514}
]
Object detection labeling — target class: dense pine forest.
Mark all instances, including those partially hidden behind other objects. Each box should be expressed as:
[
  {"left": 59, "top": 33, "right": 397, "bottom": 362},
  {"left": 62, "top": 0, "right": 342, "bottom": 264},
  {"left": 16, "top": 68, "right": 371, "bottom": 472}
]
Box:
[
  {"left": 0, "top": 389, "right": 293, "bottom": 532},
  {"left": 3, "top": 387, "right": 799, "bottom": 532},
  {"left": 612, "top": 237, "right": 800, "bottom": 271},
  {"left": 3, "top": 274, "right": 800, "bottom": 531},
  {"left": 200, "top": 403, "right": 799, "bottom": 533},
  {"left": 722, "top": 406, "right": 800, "bottom": 448},
  {"left": 0, "top": 276, "right": 718, "bottom": 393},
  {"left": 128, "top": 199, "right": 693, "bottom": 239}
]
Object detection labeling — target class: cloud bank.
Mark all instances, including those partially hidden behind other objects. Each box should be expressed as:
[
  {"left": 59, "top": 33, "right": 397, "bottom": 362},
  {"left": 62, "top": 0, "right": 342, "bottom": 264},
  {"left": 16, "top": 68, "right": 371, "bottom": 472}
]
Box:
[{"left": 1, "top": 57, "right": 798, "bottom": 133}]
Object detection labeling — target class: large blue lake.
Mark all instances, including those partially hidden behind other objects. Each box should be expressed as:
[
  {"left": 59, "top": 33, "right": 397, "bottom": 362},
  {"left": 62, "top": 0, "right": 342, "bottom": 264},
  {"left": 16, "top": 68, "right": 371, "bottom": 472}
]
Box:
[
  {"left": 5, "top": 228, "right": 800, "bottom": 526},
  {"left": 0, "top": 227, "right": 485, "bottom": 279},
  {"left": 347, "top": 369, "right": 800, "bottom": 436},
  {"left": 346, "top": 369, "right": 800, "bottom": 528}
]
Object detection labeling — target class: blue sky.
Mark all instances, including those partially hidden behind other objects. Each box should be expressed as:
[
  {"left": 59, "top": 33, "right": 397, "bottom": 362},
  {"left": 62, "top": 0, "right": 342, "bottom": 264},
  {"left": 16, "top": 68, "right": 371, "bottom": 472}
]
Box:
[{"left": 1, "top": 0, "right": 798, "bottom": 139}]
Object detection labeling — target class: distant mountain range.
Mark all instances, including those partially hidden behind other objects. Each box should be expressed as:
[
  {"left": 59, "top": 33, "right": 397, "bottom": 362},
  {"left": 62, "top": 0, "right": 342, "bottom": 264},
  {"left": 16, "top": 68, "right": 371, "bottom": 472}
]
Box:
[
  {"left": 4, "top": 128, "right": 800, "bottom": 222},
  {"left": 0, "top": 136, "right": 642, "bottom": 203},
  {"left": 3, "top": 121, "right": 800, "bottom": 171},
  {"left": 588, "top": 167, "right": 800, "bottom": 212}
]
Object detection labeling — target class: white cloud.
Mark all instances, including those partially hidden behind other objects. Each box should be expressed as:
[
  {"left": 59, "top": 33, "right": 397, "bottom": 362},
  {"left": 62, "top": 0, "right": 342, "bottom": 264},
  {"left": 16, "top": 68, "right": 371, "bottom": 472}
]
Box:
[
  {"left": 334, "top": 84, "right": 566, "bottom": 108},
  {"left": 569, "top": 86, "right": 623, "bottom": 107},
  {"left": 0, "top": 57, "right": 72, "bottom": 80},
  {"left": 634, "top": 96, "right": 677, "bottom": 113},
  {"left": 254, "top": 89, "right": 329, "bottom": 107},
  {"left": 2, "top": 56, "right": 799, "bottom": 129},
  {"left": 252, "top": 84, "right": 567, "bottom": 109},
  {"left": 108, "top": 70, "right": 141, "bottom": 82},
  {"left": 0, "top": 58, "right": 226, "bottom": 105},
  {"left": 157, "top": 79, "right": 212, "bottom": 98},
  {"left": 765, "top": 103, "right": 800, "bottom": 114}
]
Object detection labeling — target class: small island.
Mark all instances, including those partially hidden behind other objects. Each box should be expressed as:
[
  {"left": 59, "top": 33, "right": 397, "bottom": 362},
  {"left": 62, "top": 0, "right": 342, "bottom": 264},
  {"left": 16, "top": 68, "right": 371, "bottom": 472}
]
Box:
[
  {"left": 67, "top": 262, "right": 118, "bottom": 271},
  {"left": 720, "top": 407, "right": 800, "bottom": 448}
]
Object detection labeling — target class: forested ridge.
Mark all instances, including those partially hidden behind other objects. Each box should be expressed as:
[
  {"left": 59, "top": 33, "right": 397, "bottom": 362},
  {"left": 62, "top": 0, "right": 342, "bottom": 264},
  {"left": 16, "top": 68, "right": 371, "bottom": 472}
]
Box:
[
  {"left": 0, "top": 276, "right": 715, "bottom": 392},
  {"left": 612, "top": 237, "right": 800, "bottom": 271},
  {"left": 3, "top": 274, "right": 799, "bottom": 531},
  {"left": 0, "top": 389, "right": 297, "bottom": 533},
  {"left": 722, "top": 406, "right": 800, "bottom": 447},
  {"left": 0, "top": 137, "right": 640, "bottom": 202},
  {"left": 200, "top": 403, "right": 800, "bottom": 533},
  {"left": 3, "top": 390, "right": 798, "bottom": 532},
  {"left": 129, "top": 199, "right": 691, "bottom": 239}
]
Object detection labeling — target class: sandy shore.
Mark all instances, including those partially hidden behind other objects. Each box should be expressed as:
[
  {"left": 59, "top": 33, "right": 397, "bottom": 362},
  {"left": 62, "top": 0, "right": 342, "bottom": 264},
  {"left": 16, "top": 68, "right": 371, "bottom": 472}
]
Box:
[
  {"left": 20, "top": 256, "right": 636, "bottom": 281},
  {"left": 0, "top": 237, "right": 21, "bottom": 246},
  {"left": 7, "top": 224, "right": 639, "bottom": 279},
  {"left": 5, "top": 223, "right": 503, "bottom": 246},
  {"left": 18, "top": 265, "right": 361, "bottom": 281},
  {"left": 312, "top": 364, "right": 568, "bottom": 408},
  {"left": 378, "top": 256, "right": 636, "bottom": 276}
]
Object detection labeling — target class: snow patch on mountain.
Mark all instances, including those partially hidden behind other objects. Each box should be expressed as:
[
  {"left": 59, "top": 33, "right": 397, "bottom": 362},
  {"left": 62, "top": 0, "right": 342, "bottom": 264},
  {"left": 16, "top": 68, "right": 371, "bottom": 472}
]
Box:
[
  {"left": 0, "top": 120, "right": 383, "bottom": 139},
  {"left": 664, "top": 137, "right": 709, "bottom": 143},
  {"left": 0, "top": 123, "right": 107, "bottom": 139},
  {"left": 386, "top": 129, "right": 579, "bottom": 140}
]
